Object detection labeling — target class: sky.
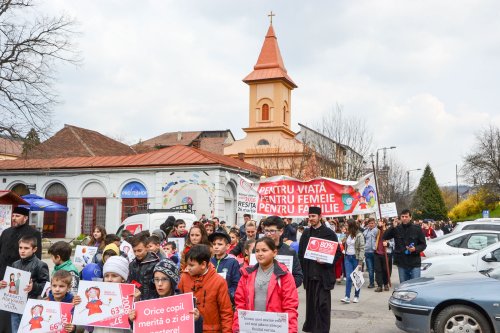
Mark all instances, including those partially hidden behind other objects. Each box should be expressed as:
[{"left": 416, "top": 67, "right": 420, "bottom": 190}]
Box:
[{"left": 39, "top": 0, "right": 500, "bottom": 188}]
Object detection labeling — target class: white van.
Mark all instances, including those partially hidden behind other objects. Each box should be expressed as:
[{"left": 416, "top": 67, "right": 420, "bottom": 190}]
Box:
[
  {"left": 453, "top": 218, "right": 500, "bottom": 233},
  {"left": 117, "top": 212, "right": 197, "bottom": 236}
]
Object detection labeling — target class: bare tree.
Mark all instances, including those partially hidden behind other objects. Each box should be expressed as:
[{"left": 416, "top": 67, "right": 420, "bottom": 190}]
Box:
[
  {"left": 308, "top": 104, "right": 373, "bottom": 180},
  {"left": 0, "top": 0, "right": 79, "bottom": 139},
  {"left": 376, "top": 156, "right": 408, "bottom": 211},
  {"left": 463, "top": 125, "right": 500, "bottom": 193}
]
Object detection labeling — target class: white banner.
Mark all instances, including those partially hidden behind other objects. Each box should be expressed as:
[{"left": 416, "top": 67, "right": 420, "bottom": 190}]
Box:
[
  {"left": 380, "top": 202, "right": 398, "bottom": 218},
  {"left": 238, "top": 310, "right": 288, "bottom": 333}
]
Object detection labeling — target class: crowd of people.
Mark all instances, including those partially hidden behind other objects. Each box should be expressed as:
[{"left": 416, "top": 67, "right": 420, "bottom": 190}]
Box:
[{"left": 0, "top": 205, "right": 457, "bottom": 333}]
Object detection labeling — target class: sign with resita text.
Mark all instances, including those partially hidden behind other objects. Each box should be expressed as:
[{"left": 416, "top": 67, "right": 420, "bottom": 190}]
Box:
[
  {"left": 237, "top": 176, "right": 258, "bottom": 215},
  {"left": 133, "top": 293, "right": 195, "bottom": 333},
  {"left": 18, "top": 299, "right": 73, "bottom": 333},
  {"left": 238, "top": 310, "right": 288, "bottom": 333},
  {"left": 237, "top": 173, "right": 378, "bottom": 217},
  {"left": 304, "top": 237, "right": 339, "bottom": 264}
]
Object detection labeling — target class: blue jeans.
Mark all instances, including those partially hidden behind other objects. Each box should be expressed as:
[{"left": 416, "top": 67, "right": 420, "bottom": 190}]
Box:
[
  {"left": 344, "top": 254, "right": 360, "bottom": 298},
  {"left": 365, "top": 252, "right": 375, "bottom": 286},
  {"left": 398, "top": 266, "right": 421, "bottom": 283},
  {"left": 11, "top": 313, "right": 21, "bottom": 333}
]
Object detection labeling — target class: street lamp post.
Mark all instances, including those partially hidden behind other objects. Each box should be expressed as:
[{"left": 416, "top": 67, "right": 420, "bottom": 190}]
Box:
[
  {"left": 375, "top": 146, "right": 396, "bottom": 203},
  {"left": 406, "top": 168, "right": 422, "bottom": 195}
]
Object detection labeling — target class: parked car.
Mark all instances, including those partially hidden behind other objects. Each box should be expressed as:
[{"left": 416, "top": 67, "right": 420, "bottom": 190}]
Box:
[
  {"left": 421, "top": 230, "right": 500, "bottom": 258},
  {"left": 421, "top": 241, "right": 500, "bottom": 277},
  {"left": 452, "top": 218, "right": 500, "bottom": 233},
  {"left": 117, "top": 211, "right": 197, "bottom": 235},
  {"left": 389, "top": 268, "right": 500, "bottom": 332}
]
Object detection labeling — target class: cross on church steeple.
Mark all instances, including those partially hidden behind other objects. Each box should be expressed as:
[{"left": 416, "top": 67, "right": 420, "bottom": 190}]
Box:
[{"left": 268, "top": 11, "right": 275, "bottom": 25}]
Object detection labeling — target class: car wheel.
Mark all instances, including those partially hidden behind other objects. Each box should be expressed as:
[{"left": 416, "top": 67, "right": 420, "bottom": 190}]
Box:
[{"left": 434, "top": 305, "right": 490, "bottom": 333}]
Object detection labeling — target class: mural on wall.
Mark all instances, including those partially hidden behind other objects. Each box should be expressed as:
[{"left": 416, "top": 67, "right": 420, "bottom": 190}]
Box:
[{"left": 161, "top": 172, "right": 216, "bottom": 214}]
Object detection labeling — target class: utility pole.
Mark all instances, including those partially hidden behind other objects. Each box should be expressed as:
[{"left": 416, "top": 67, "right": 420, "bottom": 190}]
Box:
[{"left": 456, "top": 164, "right": 459, "bottom": 205}]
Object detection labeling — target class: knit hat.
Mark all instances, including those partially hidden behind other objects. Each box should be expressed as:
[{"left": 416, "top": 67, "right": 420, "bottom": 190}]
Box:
[
  {"left": 152, "top": 229, "right": 166, "bottom": 242},
  {"left": 103, "top": 256, "right": 129, "bottom": 281},
  {"left": 154, "top": 259, "right": 179, "bottom": 288},
  {"left": 102, "top": 243, "right": 120, "bottom": 262}
]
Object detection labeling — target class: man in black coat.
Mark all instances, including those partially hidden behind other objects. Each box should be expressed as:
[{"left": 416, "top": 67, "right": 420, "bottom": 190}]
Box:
[
  {"left": 383, "top": 208, "right": 426, "bottom": 283},
  {"left": 0, "top": 206, "right": 42, "bottom": 333},
  {"left": 298, "top": 206, "right": 342, "bottom": 333}
]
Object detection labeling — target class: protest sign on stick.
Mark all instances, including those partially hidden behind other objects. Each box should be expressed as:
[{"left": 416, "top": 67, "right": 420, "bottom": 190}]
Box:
[
  {"left": 18, "top": 299, "right": 73, "bottom": 333},
  {"left": 72, "top": 281, "right": 134, "bottom": 329},
  {"left": 133, "top": 293, "right": 195, "bottom": 333}
]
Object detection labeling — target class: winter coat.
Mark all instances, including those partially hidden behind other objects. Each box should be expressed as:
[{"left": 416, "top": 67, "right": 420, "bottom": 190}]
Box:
[
  {"left": 363, "top": 227, "right": 378, "bottom": 253},
  {"left": 0, "top": 223, "right": 42, "bottom": 278},
  {"left": 383, "top": 222, "right": 427, "bottom": 268},
  {"left": 127, "top": 252, "right": 159, "bottom": 300},
  {"left": 53, "top": 260, "right": 80, "bottom": 295},
  {"left": 233, "top": 261, "right": 299, "bottom": 333},
  {"left": 298, "top": 223, "right": 342, "bottom": 290},
  {"left": 12, "top": 254, "right": 49, "bottom": 298},
  {"left": 277, "top": 241, "right": 303, "bottom": 288},
  {"left": 210, "top": 254, "right": 241, "bottom": 301},
  {"left": 178, "top": 263, "right": 233, "bottom": 333}
]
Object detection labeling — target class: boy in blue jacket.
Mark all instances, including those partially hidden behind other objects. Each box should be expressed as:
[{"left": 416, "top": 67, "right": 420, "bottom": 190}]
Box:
[{"left": 209, "top": 232, "right": 240, "bottom": 304}]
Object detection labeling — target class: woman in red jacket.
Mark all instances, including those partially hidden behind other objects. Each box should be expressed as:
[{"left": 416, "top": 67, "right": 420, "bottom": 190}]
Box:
[{"left": 233, "top": 237, "right": 299, "bottom": 332}]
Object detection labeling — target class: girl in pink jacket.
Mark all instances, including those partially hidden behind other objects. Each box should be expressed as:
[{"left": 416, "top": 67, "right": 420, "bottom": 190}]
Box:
[{"left": 233, "top": 237, "right": 299, "bottom": 332}]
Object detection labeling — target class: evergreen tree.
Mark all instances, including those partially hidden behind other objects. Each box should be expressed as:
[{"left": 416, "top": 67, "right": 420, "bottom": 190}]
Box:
[
  {"left": 22, "top": 128, "right": 41, "bottom": 156},
  {"left": 411, "top": 164, "right": 448, "bottom": 220}
]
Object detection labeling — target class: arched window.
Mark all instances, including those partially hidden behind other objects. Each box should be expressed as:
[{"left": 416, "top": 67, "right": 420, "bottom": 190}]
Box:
[
  {"left": 262, "top": 104, "right": 269, "bottom": 121},
  {"left": 283, "top": 106, "right": 287, "bottom": 123},
  {"left": 257, "top": 139, "right": 270, "bottom": 146},
  {"left": 11, "top": 183, "right": 29, "bottom": 196}
]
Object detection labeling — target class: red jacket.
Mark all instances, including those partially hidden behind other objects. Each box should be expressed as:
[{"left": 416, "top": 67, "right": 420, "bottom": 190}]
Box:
[
  {"left": 178, "top": 263, "right": 233, "bottom": 333},
  {"left": 233, "top": 261, "right": 299, "bottom": 332}
]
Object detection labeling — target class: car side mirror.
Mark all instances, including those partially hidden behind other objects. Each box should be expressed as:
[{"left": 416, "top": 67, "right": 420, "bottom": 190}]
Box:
[{"left": 482, "top": 252, "right": 497, "bottom": 262}]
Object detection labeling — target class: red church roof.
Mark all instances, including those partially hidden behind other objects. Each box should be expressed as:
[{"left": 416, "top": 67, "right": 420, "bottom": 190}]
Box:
[
  {"left": 0, "top": 145, "right": 262, "bottom": 174},
  {"left": 243, "top": 25, "right": 297, "bottom": 88}
]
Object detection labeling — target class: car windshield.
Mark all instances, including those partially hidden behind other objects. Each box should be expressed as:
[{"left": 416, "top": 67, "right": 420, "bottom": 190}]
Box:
[{"left": 429, "top": 232, "right": 458, "bottom": 243}]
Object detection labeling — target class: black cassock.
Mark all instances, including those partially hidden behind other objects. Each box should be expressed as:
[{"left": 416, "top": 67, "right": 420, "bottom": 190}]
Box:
[{"left": 299, "top": 223, "right": 341, "bottom": 333}]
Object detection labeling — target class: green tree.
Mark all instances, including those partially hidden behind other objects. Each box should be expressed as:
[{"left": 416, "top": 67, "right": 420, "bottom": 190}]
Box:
[
  {"left": 22, "top": 128, "right": 41, "bottom": 156},
  {"left": 411, "top": 164, "right": 448, "bottom": 220}
]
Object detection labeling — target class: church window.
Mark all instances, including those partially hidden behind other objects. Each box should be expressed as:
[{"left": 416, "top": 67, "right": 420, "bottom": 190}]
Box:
[
  {"left": 262, "top": 104, "right": 269, "bottom": 121},
  {"left": 258, "top": 139, "right": 270, "bottom": 146},
  {"left": 283, "top": 106, "right": 287, "bottom": 123}
]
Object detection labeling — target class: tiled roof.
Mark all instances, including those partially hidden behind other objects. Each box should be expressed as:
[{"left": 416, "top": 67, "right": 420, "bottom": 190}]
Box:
[
  {"left": 243, "top": 25, "right": 297, "bottom": 88},
  {"left": 138, "top": 131, "right": 202, "bottom": 148},
  {"left": 25, "top": 124, "right": 136, "bottom": 159},
  {"left": 0, "top": 136, "right": 22, "bottom": 157},
  {"left": 0, "top": 145, "right": 262, "bottom": 174}
]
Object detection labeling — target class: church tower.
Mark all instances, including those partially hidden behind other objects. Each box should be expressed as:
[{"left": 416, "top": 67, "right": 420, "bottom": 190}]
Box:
[
  {"left": 242, "top": 22, "right": 297, "bottom": 137},
  {"left": 225, "top": 16, "right": 305, "bottom": 177}
]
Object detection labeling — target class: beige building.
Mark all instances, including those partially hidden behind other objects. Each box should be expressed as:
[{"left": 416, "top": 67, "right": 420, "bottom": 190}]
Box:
[{"left": 224, "top": 23, "right": 316, "bottom": 178}]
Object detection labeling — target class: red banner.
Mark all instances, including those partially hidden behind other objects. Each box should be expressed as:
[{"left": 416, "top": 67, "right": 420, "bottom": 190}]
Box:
[{"left": 254, "top": 173, "right": 378, "bottom": 217}]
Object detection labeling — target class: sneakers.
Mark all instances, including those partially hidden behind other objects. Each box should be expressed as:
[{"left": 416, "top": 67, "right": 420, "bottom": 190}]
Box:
[
  {"left": 384, "top": 285, "right": 390, "bottom": 291},
  {"left": 340, "top": 297, "right": 350, "bottom": 304},
  {"left": 353, "top": 297, "right": 359, "bottom": 303},
  {"left": 374, "top": 287, "right": 383, "bottom": 292}
]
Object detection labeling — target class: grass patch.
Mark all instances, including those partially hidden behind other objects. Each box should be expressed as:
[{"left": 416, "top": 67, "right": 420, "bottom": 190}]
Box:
[{"left": 453, "top": 204, "right": 500, "bottom": 222}]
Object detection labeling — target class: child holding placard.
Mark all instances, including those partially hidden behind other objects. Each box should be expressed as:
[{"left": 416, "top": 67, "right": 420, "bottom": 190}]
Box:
[
  {"left": 233, "top": 237, "right": 298, "bottom": 332},
  {"left": 129, "top": 259, "right": 203, "bottom": 332}
]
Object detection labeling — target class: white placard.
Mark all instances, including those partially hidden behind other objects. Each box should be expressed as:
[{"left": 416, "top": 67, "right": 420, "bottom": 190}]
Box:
[
  {"left": 169, "top": 237, "right": 186, "bottom": 254},
  {"left": 380, "top": 202, "right": 398, "bottom": 218},
  {"left": 72, "top": 281, "right": 135, "bottom": 329},
  {"left": 40, "top": 282, "right": 51, "bottom": 299},
  {"left": 18, "top": 299, "right": 73, "bottom": 333},
  {"left": 249, "top": 254, "right": 293, "bottom": 272},
  {"left": 0, "top": 266, "right": 31, "bottom": 314},
  {"left": 120, "top": 240, "right": 135, "bottom": 262},
  {"left": 238, "top": 310, "right": 288, "bottom": 333},
  {"left": 0, "top": 204, "right": 12, "bottom": 236},
  {"left": 74, "top": 245, "right": 98, "bottom": 266},
  {"left": 303, "top": 237, "right": 338, "bottom": 264},
  {"left": 350, "top": 266, "right": 365, "bottom": 291}
]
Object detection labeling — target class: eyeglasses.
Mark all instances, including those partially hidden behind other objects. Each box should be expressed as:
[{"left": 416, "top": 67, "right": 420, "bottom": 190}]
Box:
[
  {"left": 264, "top": 229, "right": 280, "bottom": 234},
  {"left": 153, "top": 278, "right": 169, "bottom": 284}
]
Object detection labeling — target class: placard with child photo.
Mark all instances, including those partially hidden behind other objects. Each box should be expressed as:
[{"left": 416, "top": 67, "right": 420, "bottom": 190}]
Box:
[{"left": 0, "top": 266, "right": 31, "bottom": 314}]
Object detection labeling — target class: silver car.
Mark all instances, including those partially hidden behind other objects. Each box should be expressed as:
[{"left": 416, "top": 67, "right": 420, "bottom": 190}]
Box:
[{"left": 389, "top": 269, "right": 500, "bottom": 333}]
